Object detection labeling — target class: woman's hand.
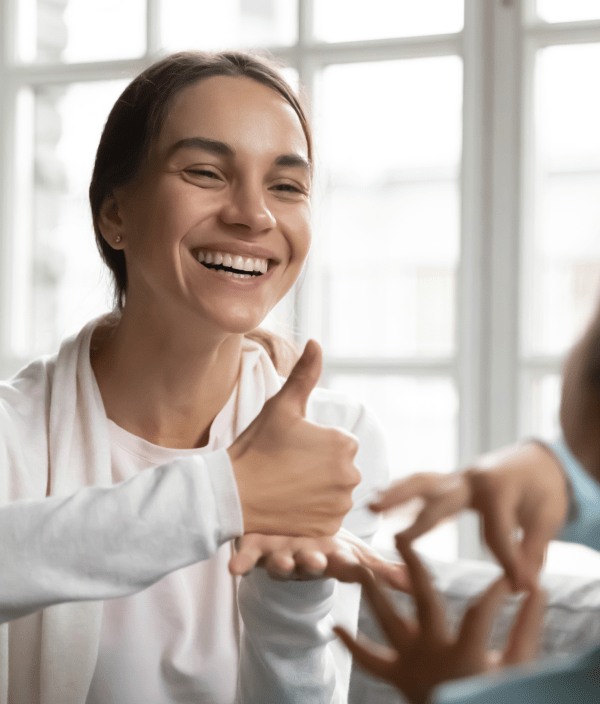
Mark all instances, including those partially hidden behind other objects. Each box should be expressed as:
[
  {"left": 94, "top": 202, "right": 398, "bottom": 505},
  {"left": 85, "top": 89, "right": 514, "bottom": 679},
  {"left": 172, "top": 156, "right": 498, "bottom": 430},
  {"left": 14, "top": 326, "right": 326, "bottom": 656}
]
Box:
[
  {"left": 370, "top": 442, "right": 569, "bottom": 590},
  {"left": 229, "top": 527, "right": 411, "bottom": 592},
  {"left": 334, "top": 538, "right": 547, "bottom": 704},
  {"left": 228, "top": 340, "right": 361, "bottom": 538}
]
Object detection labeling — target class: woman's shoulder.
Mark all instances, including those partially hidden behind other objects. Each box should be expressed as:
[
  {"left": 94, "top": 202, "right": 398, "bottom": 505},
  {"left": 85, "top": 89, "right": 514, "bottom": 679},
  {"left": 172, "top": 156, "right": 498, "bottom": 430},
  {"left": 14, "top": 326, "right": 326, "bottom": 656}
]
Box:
[{"left": 0, "top": 354, "right": 56, "bottom": 423}]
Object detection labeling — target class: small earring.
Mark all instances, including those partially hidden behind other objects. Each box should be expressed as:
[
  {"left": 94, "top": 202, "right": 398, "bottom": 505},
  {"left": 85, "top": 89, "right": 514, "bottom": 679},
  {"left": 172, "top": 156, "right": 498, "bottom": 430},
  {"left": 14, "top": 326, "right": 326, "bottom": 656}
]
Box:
[{"left": 115, "top": 235, "right": 122, "bottom": 244}]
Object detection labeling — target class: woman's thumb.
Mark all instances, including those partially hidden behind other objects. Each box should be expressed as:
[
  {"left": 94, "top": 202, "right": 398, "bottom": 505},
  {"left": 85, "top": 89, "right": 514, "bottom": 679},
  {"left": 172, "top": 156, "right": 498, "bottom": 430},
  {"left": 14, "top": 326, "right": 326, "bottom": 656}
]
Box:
[{"left": 274, "top": 339, "right": 322, "bottom": 416}]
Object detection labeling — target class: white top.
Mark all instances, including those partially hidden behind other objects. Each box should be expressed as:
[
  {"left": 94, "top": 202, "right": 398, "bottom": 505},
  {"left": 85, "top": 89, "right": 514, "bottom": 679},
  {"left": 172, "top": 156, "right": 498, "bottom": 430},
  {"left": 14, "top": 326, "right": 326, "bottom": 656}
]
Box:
[
  {"left": 87, "top": 394, "right": 239, "bottom": 704},
  {"left": 0, "top": 317, "right": 390, "bottom": 704}
]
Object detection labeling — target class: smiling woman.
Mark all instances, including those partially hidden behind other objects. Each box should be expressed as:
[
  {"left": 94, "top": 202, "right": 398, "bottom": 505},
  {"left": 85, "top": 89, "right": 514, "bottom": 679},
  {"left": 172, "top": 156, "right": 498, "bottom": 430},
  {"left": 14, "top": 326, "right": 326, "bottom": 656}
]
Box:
[
  {"left": 0, "top": 51, "right": 400, "bottom": 704},
  {"left": 91, "top": 68, "right": 313, "bottom": 446},
  {"left": 90, "top": 53, "right": 313, "bottom": 380}
]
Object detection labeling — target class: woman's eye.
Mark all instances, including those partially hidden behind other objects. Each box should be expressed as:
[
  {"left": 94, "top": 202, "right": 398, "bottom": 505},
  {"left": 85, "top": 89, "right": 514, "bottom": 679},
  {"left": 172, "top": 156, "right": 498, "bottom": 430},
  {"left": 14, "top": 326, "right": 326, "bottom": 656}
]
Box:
[
  {"left": 273, "top": 183, "right": 302, "bottom": 193},
  {"left": 186, "top": 169, "right": 220, "bottom": 180}
]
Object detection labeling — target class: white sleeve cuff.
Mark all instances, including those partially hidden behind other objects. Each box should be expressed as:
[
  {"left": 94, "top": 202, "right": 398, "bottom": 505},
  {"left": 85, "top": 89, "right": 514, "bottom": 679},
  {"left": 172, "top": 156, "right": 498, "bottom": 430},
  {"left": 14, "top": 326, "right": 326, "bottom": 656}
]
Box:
[{"left": 203, "top": 448, "right": 244, "bottom": 542}]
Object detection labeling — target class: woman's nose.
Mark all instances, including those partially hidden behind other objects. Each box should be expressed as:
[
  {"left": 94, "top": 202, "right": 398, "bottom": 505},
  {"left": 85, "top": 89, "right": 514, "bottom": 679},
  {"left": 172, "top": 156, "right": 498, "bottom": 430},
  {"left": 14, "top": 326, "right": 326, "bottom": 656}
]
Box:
[{"left": 220, "top": 182, "right": 276, "bottom": 234}]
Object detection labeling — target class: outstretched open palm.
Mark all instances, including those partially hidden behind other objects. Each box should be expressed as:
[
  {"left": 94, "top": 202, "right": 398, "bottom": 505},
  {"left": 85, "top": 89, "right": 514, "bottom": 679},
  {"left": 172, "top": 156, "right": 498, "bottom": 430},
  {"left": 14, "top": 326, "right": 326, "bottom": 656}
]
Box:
[{"left": 229, "top": 527, "right": 411, "bottom": 592}]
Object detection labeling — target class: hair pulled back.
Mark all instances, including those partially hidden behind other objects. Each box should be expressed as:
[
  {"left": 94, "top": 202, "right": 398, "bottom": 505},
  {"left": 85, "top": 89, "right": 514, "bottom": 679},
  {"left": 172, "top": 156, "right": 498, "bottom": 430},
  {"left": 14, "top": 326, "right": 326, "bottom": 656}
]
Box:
[{"left": 89, "top": 50, "right": 312, "bottom": 311}]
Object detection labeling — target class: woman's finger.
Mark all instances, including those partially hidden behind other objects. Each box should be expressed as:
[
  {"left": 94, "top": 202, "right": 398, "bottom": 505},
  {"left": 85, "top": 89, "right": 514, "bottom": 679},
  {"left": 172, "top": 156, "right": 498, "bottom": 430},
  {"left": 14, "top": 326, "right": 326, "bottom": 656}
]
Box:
[
  {"left": 264, "top": 550, "right": 296, "bottom": 580},
  {"left": 325, "top": 549, "right": 364, "bottom": 583},
  {"left": 346, "top": 538, "right": 412, "bottom": 592},
  {"left": 395, "top": 537, "right": 446, "bottom": 640},
  {"left": 229, "top": 550, "right": 261, "bottom": 576},
  {"left": 292, "top": 548, "right": 328, "bottom": 578},
  {"left": 369, "top": 559, "right": 412, "bottom": 593},
  {"left": 228, "top": 537, "right": 266, "bottom": 576},
  {"left": 502, "top": 587, "right": 547, "bottom": 665},
  {"left": 456, "top": 576, "right": 509, "bottom": 660},
  {"left": 333, "top": 626, "right": 396, "bottom": 679}
]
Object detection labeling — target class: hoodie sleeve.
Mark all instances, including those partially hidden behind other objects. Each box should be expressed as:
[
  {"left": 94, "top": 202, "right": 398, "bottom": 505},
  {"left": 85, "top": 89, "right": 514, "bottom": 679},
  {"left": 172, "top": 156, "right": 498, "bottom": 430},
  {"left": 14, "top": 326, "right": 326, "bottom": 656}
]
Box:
[{"left": 0, "top": 449, "right": 243, "bottom": 624}]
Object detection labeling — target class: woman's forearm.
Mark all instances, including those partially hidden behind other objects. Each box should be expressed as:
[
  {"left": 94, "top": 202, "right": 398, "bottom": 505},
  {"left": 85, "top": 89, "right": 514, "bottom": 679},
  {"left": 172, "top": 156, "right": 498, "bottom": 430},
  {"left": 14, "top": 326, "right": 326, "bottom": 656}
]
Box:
[{"left": 0, "top": 451, "right": 242, "bottom": 624}]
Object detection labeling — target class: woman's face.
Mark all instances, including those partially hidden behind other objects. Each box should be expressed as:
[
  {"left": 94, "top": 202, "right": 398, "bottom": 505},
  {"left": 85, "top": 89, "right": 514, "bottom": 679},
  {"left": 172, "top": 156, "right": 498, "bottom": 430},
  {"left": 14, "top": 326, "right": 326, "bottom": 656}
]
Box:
[{"left": 111, "top": 75, "right": 311, "bottom": 335}]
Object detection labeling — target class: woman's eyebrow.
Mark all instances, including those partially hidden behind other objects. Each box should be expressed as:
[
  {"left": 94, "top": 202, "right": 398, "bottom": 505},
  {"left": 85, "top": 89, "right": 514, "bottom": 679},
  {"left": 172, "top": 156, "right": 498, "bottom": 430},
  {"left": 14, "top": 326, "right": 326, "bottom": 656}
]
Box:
[
  {"left": 275, "top": 154, "right": 311, "bottom": 172},
  {"left": 167, "top": 137, "right": 310, "bottom": 172},
  {"left": 167, "top": 136, "right": 234, "bottom": 158}
]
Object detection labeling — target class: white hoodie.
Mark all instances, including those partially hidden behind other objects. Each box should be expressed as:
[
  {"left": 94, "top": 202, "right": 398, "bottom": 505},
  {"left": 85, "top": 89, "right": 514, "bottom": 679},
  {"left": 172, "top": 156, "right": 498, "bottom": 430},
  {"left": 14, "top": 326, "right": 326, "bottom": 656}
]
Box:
[{"left": 0, "top": 317, "right": 390, "bottom": 703}]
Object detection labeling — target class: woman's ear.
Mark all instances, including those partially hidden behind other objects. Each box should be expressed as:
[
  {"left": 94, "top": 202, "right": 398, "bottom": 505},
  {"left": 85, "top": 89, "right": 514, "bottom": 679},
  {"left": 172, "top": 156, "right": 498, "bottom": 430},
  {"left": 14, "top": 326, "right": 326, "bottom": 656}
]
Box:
[{"left": 98, "top": 194, "right": 125, "bottom": 249}]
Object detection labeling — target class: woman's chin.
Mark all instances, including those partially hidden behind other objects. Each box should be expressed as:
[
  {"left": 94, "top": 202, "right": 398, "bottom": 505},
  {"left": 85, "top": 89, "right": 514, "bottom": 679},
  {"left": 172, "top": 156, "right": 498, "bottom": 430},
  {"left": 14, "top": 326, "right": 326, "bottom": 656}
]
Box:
[{"left": 204, "top": 310, "right": 269, "bottom": 336}]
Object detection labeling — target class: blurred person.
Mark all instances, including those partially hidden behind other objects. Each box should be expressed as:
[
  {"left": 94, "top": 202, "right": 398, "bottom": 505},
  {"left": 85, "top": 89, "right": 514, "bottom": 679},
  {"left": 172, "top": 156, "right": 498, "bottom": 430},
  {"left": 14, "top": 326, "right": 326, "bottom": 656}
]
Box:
[
  {"left": 335, "top": 296, "right": 600, "bottom": 702},
  {"left": 0, "top": 51, "right": 409, "bottom": 704}
]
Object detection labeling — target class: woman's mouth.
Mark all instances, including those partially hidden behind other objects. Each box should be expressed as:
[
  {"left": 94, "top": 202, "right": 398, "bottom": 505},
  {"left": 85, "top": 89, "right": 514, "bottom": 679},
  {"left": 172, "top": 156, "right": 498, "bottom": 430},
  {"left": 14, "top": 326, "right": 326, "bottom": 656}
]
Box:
[{"left": 195, "top": 250, "right": 269, "bottom": 279}]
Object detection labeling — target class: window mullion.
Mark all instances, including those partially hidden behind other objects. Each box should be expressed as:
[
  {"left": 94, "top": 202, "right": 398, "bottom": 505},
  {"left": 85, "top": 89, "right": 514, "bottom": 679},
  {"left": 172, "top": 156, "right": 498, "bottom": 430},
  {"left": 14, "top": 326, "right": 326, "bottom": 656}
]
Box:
[
  {"left": 146, "top": 0, "right": 161, "bottom": 59},
  {"left": 459, "top": 0, "right": 495, "bottom": 464},
  {"left": 298, "top": 0, "right": 315, "bottom": 46},
  {"left": 488, "top": 0, "right": 524, "bottom": 450},
  {"left": 0, "top": 0, "right": 17, "bottom": 362},
  {"left": 455, "top": 0, "right": 496, "bottom": 560}
]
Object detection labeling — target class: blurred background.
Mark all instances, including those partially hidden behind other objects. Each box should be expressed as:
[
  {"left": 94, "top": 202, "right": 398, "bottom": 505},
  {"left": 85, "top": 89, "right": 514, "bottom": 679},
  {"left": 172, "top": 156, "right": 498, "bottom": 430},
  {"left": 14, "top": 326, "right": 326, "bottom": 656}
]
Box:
[{"left": 1, "top": 0, "right": 600, "bottom": 572}]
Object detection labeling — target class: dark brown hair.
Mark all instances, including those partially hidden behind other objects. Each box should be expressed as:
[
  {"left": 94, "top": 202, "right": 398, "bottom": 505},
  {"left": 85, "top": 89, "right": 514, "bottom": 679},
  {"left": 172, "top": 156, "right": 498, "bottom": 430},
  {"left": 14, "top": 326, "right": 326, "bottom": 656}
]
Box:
[{"left": 89, "top": 51, "right": 308, "bottom": 372}]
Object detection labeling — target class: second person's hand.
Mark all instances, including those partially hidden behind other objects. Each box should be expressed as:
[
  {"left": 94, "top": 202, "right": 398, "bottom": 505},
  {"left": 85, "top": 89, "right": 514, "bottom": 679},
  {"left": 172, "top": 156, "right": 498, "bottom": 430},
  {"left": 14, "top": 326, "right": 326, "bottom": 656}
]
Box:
[
  {"left": 369, "top": 441, "right": 570, "bottom": 591},
  {"left": 334, "top": 538, "right": 547, "bottom": 704}
]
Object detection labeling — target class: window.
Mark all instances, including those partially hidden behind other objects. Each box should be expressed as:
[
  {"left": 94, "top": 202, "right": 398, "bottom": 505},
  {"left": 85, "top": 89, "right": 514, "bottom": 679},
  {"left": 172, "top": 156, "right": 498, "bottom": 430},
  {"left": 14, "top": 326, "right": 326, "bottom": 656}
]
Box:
[{"left": 1, "top": 0, "right": 600, "bottom": 572}]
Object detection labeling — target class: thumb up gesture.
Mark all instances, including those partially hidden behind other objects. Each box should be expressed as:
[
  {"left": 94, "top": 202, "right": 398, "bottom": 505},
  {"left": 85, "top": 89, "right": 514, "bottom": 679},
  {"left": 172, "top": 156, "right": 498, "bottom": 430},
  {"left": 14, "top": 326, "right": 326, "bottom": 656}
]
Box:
[{"left": 227, "top": 340, "right": 361, "bottom": 537}]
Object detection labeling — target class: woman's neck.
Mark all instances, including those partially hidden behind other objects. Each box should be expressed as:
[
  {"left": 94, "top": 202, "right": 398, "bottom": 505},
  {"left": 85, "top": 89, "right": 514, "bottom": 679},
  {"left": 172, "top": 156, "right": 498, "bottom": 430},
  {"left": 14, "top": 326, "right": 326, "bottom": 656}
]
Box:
[{"left": 91, "top": 307, "right": 244, "bottom": 449}]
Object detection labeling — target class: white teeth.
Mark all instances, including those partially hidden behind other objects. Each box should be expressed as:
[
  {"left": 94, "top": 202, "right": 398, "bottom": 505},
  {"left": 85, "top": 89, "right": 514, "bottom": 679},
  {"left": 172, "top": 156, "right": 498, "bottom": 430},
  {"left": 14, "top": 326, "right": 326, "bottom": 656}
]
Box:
[
  {"left": 233, "top": 273, "right": 252, "bottom": 279},
  {"left": 196, "top": 249, "right": 269, "bottom": 273}
]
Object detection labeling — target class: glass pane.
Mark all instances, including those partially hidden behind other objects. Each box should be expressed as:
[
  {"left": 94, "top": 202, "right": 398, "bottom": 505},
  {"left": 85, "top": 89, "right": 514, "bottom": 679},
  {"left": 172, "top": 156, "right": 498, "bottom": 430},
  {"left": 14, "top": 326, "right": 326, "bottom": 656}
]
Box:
[
  {"left": 520, "top": 373, "right": 561, "bottom": 440},
  {"left": 326, "top": 374, "right": 459, "bottom": 561},
  {"left": 19, "top": 0, "right": 145, "bottom": 63},
  {"left": 327, "top": 375, "right": 458, "bottom": 481},
  {"left": 315, "top": 58, "right": 462, "bottom": 358},
  {"left": 160, "top": 0, "right": 298, "bottom": 53},
  {"left": 537, "top": 0, "right": 600, "bottom": 23},
  {"left": 374, "top": 517, "right": 459, "bottom": 563},
  {"left": 27, "top": 80, "right": 128, "bottom": 355},
  {"left": 314, "top": 0, "right": 464, "bottom": 42},
  {"left": 523, "top": 44, "right": 600, "bottom": 356}
]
